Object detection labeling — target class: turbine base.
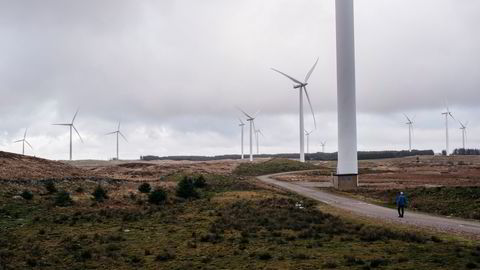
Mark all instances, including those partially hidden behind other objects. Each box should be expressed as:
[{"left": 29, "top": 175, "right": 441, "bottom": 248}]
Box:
[{"left": 333, "top": 174, "right": 358, "bottom": 190}]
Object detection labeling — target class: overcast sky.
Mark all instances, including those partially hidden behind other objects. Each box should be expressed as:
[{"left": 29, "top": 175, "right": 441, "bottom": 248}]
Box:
[{"left": 0, "top": 0, "right": 479, "bottom": 160}]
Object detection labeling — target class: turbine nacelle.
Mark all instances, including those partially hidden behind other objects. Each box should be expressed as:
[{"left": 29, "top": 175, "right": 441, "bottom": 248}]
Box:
[{"left": 293, "top": 83, "right": 307, "bottom": 89}]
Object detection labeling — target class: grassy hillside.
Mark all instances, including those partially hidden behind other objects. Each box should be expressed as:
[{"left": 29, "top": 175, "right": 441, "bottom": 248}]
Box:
[
  {"left": 1, "top": 173, "right": 480, "bottom": 269},
  {"left": 233, "top": 158, "right": 317, "bottom": 176}
]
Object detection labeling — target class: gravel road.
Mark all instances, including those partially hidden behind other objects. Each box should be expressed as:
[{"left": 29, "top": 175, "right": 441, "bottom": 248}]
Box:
[{"left": 258, "top": 171, "right": 480, "bottom": 236}]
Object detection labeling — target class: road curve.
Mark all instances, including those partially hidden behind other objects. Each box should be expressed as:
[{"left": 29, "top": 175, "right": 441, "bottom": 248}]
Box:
[{"left": 258, "top": 171, "right": 480, "bottom": 236}]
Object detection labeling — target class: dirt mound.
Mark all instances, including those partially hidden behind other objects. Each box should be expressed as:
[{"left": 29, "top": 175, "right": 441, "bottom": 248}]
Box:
[{"left": 0, "top": 151, "right": 91, "bottom": 180}]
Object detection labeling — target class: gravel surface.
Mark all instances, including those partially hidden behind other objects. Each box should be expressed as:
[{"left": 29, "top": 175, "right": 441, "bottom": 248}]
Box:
[{"left": 258, "top": 171, "right": 480, "bottom": 237}]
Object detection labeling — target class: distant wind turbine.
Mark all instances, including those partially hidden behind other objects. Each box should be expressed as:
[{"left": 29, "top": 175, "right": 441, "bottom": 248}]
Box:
[
  {"left": 271, "top": 58, "right": 318, "bottom": 162},
  {"left": 304, "top": 129, "right": 314, "bottom": 155},
  {"left": 441, "top": 106, "right": 455, "bottom": 155},
  {"left": 254, "top": 129, "right": 264, "bottom": 155},
  {"left": 53, "top": 109, "right": 83, "bottom": 160},
  {"left": 238, "top": 108, "right": 259, "bottom": 162},
  {"left": 459, "top": 120, "right": 469, "bottom": 150},
  {"left": 106, "top": 122, "right": 128, "bottom": 160},
  {"left": 14, "top": 128, "right": 33, "bottom": 155},
  {"left": 403, "top": 114, "right": 415, "bottom": 152},
  {"left": 320, "top": 141, "right": 326, "bottom": 153},
  {"left": 238, "top": 118, "right": 246, "bottom": 159}
]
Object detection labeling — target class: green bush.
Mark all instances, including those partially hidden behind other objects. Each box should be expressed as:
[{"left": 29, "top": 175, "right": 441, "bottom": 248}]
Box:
[
  {"left": 55, "top": 191, "right": 73, "bottom": 206},
  {"left": 20, "top": 190, "right": 33, "bottom": 200},
  {"left": 92, "top": 186, "right": 108, "bottom": 202},
  {"left": 44, "top": 180, "right": 57, "bottom": 194},
  {"left": 148, "top": 188, "right": 167, "bottom": 205},
  {"left": 193, "top": 175, "right": 207, "bottom": 188},
  {"left": 176, "top": 176, "right": 198, "bottom": 199},
  {"left": 138, "top": 183, "right": 152, "bottom": 194}
]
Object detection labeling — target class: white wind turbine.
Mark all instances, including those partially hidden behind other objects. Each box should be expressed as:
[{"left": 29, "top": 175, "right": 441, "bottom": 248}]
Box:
[
  {"left": 320, "top": 141, "right": 326, "bottom": 153},
  {"left": 459, "top": 120, "right": 469, "bottom": 150},
  {"left": 14, "top": 128, "right": 33, "bottom": 155},
  {"left": 106, "top": 122, "right": 127, "bottom": 160},
  {"left": 441, "top": 106, "right": 455, "bottom": 155},
  {"left": 304, "top": 129, "right": 314, "bottom": 155},
  {"left": 238, "top": 118, "right": 246, "bottom": 159},
  {"left": 254, "top": 128, "right": 264, "bottom": 155},
  {"left": 271, "top": 58, "right": 318, "bottom": 163},
  {"left": 53, "top": 109, "right": 83, "bottom": 160},
  {"left": 403, "top": 114, "right": 415, "bottom": 152},
  {"left": 238, "top": 108, "right": 259, "bottom": 162}
]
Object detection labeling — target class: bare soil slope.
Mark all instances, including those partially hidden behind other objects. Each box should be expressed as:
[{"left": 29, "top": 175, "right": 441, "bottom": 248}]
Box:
[{"left": 0, "top": 151, "right": 90, "bottom": 180}]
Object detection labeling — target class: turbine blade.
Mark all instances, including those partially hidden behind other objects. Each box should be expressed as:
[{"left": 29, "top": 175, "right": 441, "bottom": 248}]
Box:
[
  {"left": 72, "top": 125, "right": 84, "bottom": 143},
  {"left": 236, "top": 107, "right": 253, "bottom": 119},
  {"left": 25, "top": 140, "right": 33, "bottom": 149},
  {"left": 119, "top": 132, "right": 128, "bottom": 142},
  {"left": 106, "top": 131, "right": 117, "bottom": 135},
  {"left": 24, "top": 128, "right": 28, "bottom": 139},
  {"left": 303, "top": 86, "right": 317, "bottom": 129},
  {"left": 253, "top": 109, "right": 261, "bottom": 118},
  {"left": 271, "top": 68, "right": 302, "bottom": 85},
  {"left": 117, "top": 121, "right": 121, "bottom": 131},
  {"left": 13, "top": 139, "right": 23, "bottom": 143},
  {"left": 304, "top": 57, "right": 319, "bottom": 83},
  {"left": 52, "top": 123, "right": 71, "bottom": 126},
  {"left": 403, "top": 113, "right": 411, "bottom": 123},
  {"left": 238, "top": 118, "right": 245, "bottom": 125},
  {"left": 71, "top": 108, "right": 79, "bottom": 124}
]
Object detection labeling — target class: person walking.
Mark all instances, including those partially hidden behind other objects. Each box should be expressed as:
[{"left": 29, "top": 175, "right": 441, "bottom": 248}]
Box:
[{"left": 396, "top": 192, "right": 407, "bottom": 218}]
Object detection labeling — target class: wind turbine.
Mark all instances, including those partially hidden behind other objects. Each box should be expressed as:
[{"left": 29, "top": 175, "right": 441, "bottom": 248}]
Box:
[
  {"left": 254, "top": 129, "right": 264, "bottom": 155},
  {"left": 238, "top": 108, "right": 259, "bottom": 162},
  {"left": 14, "top": 128, "right": 33, "bottom": 155},
  {"left": 271, "top": 58, "right": 318, "bottom": 163},
  {"left": 459, "top": 120, "right": 468, "bottom": 150},
  {"left": 403, "top": 114, "right": 415, "bottom": 152},
  {"left": 53, "top": 109, "right": 83, "bottom": 160},
  {"left": 304, "top": 129, "right": 314, "bottom": 155},
  {"left": 320, "top": 141, "right": 326, "bottom": 153},
  {"left": 441, "top": 106, "right": 455, "bottom": 155},
  {"left": 238, "top": 118, "right": 245, "bottom": 159},
  {"left": 106, "top": 122, "right": 128, "bottom": 160}
]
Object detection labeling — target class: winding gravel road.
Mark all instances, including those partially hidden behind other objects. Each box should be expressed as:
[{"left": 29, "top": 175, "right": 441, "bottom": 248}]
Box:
[{"left": 258, "top": 171, "right": 480, "bottom": 236}]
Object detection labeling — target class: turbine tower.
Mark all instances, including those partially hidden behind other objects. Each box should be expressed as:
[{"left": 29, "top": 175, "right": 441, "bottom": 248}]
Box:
[
  {"left": 441, "top": 106, "right": 455, "bottom": 155},
  {"left": 304, "top": 129, "right": 314, "bottom": 155},
  {"left": 53, "top": 109, "right": 83, "bottom": 160},
  {"left": 238, "top": 119, "right": 245, "bottom": 159},
  {"left": 238, "top": 108, "right": 259, "bottom": 162},
  {"left": 403, "top": 114, "right": 415, "bottom": 152},
  {"left": 254, "top": 129, "right": 264, "bottom": 155},
  {"left": 459, "top": 120, "right": 468, "bottom": 150},
  {"left": 106, "top": 122, "right": 127, "bottom": 160},
  {"left": 14, "top": 128, "right": 33, "bottom": 155},
  {"left": 271, "top": 58, "right": 318, "bottom": 163},
  {"left": 335, "top": 0, "right": 358, "bottom": 189},
  {"left": 321, "top": 141, "right": 326, "bottom": 153}
]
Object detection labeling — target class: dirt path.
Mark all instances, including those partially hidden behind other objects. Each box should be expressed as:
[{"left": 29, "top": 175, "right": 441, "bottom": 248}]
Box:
[{"left": 258, "top": 171, "right": 480, "bottom": 236}]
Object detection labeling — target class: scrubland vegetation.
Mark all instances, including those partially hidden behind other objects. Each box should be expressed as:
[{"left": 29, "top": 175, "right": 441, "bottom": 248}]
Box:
[{"left": 1, "top": 165, "right": 480, "bottom": 269}]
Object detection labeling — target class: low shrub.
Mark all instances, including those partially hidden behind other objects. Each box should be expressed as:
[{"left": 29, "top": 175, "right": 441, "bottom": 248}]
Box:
[
  {"left": 138, "top": 183, "right": 152, "bottom": 194},
  {"left": 193, "top": 175, "right": 207, "bottom": 188},
  {"left": 92, "top": 186, "right": 108, "bottom": 202},
  {"left": 148, "top": 188, "right": 167, "bottom": 205},
  {"left": 55, "top": 191, "right": 73, "bottom": 206},
  {"left": 20, "top": 190, "right": 33, "bottom": 200},
  {"left": 176, "top": 177, "right": 198, "bottom": 199},
  {"left": 44, "top": 180, "right": 57, "bottom": 194}
]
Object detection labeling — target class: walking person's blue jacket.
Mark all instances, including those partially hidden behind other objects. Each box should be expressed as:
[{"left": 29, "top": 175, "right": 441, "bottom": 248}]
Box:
[{"left": 396, "top": 194, "right": 407, "bottom": 207}]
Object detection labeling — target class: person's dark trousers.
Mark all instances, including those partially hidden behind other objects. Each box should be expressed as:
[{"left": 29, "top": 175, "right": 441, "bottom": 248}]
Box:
[{"left": 398, "top": 206, "right": 404, "bottom": 217}]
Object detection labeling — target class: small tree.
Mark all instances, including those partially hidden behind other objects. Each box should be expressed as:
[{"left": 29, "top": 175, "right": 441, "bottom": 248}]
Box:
[
  {"left": 55, "top": 191, "right": 73, "bottom": 206},
  {"left": 138, "top": 183, "right": 152, "bottom": 194},
  {"left": 148, "top": 188, "right": 167, "bottom": 205},
  {"left": 193, "top": 175, "right": 207, "bottom": 188},
  {"left": 92, "top": 186, "right": 108, "bottom": 202},
  {"left": 176, "top": 176, "right": 198, "bottom": 199},
  {"left": 44, "top": 180, "right": 57, "bottom": 194},
  {"left": 20, "top": 190, "right": 33, "bottom": 200}
]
